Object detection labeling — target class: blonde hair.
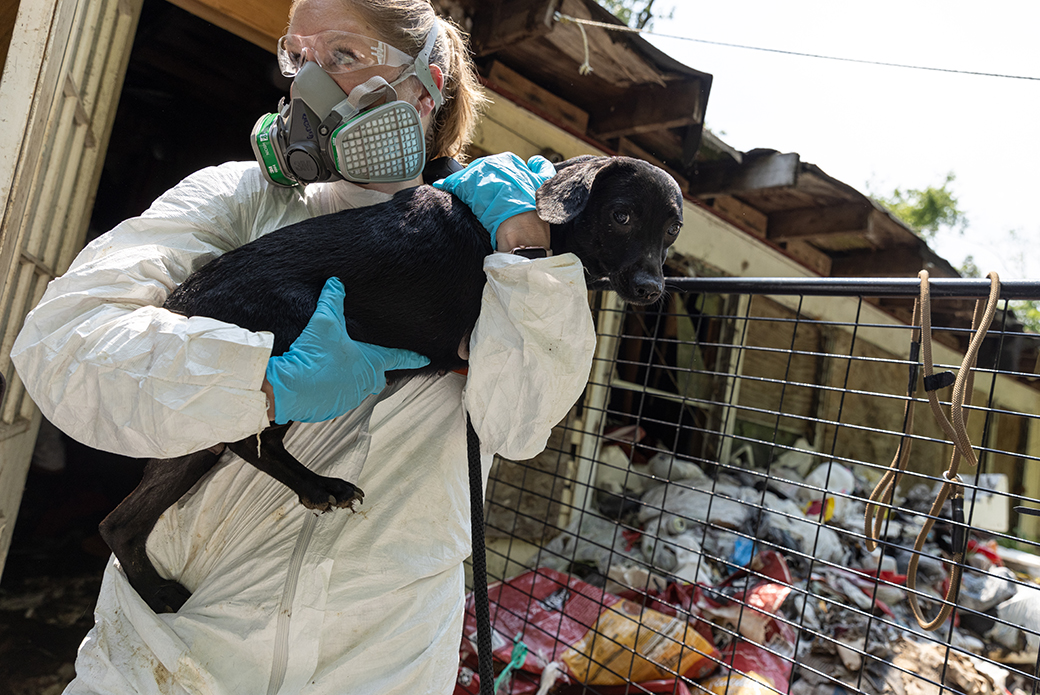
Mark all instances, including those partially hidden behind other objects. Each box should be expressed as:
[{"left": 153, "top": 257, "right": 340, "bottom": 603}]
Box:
[{"left": 289, "top": 0, "right": 488, "bottom": 162}]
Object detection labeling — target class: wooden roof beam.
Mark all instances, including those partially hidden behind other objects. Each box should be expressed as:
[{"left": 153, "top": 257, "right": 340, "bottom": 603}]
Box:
[
  {"left": 468, "top": 0, "right": 559, "bottom": 56},
  {"left": 167, "top": 0, "right": 289, "bottom": 51},
  {"left": 830, "top": 248, "right": 940, "bottom": 278},
  {"left": 589, "top": 81, "right": 706, "bottom": 141},
  {"left": 767, "top": 202, "right": 876, "bottom": 241},
  {"left": 688, "top": 152, "right": 799, "bottom": 197}
]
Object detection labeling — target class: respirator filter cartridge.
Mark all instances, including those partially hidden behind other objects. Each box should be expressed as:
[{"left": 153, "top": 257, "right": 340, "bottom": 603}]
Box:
[
  {"left": 251, "top": 111, "right": 297, "bottom": 187},
  {"left": 331, "top": 101, "right": 425, "bottom": 184}
]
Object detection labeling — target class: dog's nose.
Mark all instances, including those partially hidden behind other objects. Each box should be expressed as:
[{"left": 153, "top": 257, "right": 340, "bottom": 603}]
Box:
[{"left": 632, "top": 278, "right": 663, "bottom": 303}]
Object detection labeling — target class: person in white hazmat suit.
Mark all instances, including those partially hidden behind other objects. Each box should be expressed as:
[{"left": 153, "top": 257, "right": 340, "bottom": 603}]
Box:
[{"left": 9, "top": 0, "right": 596, "bottom": 692}]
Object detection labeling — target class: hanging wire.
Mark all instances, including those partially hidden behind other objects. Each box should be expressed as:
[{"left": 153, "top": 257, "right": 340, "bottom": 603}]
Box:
[{"left": 554, "top": 12, "right": 1040, "bottom": 82}]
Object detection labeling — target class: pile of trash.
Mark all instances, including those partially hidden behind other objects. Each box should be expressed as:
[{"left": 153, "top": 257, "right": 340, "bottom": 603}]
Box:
[{"left": 456, "top": 436, "right": 1040, "bottom": 695}]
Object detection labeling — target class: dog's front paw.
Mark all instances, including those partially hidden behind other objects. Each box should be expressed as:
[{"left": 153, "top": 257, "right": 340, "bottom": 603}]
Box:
[
  {"left": 146, "top": 580, "right": 193, "bottom": 614},
  {"left": 299, "top": 477, "right": 364, "bottom": 512}
]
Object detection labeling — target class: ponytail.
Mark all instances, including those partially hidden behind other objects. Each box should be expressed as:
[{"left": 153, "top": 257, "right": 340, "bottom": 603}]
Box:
[{"left": 425, "top": 16, "right": 487, "bottom": 161}]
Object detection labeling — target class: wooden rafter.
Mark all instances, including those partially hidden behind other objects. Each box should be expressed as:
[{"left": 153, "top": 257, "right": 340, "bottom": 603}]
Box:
[
  {"left": 589, "top": 80, "right": 705, "bottom": 140},
  {"left": 688, "top": 152, "right": 800, "bottom": 197},
  {"left": 767, "top": 201, "right": 876, "bottom": 241},
  {"left": 468, "top": 0, "right": 559, "bottom": 56},
  {"left": 830, "top": 247, "right": 954, "bottom": 278},
  {"left": 167, "top": 0, "right": 289, "bottom": 51}
]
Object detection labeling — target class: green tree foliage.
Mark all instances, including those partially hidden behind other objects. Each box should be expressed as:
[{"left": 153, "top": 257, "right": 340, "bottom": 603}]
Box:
[
  {"left": 961, "top": 256, "right": 1039, "bottom": 334},
  {"left": 874, "top": 172, "right": 967, "bottom": 241},
  {"left": 596, "top": 0, "right": 673, "bottom": 29},
  {"left": 926, "top": 206, "right": 1038, "bottom": 335},
  {"left": 959, "top": 254, "right": 981, "bottom": 279},
  {"left": 1013, "top": 301, "right": 1040, "bottom": 334}
]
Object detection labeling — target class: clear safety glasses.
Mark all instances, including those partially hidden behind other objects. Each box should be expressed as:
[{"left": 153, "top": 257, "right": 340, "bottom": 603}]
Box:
[{"left": 277, "top": 30, "right": 414, "bottom": 77}]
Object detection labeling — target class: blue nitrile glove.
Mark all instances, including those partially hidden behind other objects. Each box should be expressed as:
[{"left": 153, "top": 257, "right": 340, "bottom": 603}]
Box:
[
  {"left": 432, "top": 152, "right": 556, "bottom": 250},
  {"left": 265, "top": 277, "right": 430, "bottom": 424}
]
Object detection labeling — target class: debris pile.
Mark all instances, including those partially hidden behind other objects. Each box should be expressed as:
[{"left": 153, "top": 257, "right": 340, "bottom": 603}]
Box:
[{"left": 458, "top": 436, "right": 1040, "bottom": 695}]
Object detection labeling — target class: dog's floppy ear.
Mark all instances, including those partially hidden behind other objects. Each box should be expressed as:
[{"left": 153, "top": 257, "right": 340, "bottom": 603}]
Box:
[{"left": 536, "top": 156, "right": 614, "bottom": 224}]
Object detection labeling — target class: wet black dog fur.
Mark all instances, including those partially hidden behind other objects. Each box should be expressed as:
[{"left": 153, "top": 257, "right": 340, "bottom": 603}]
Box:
[{"left": 98, "top": 155, "right": 684, "bottom": 613}]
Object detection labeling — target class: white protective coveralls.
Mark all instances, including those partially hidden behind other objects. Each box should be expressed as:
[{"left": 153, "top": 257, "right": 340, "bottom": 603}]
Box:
[{"left": 10, "top": 161, "right": 596, "bottom": 695}]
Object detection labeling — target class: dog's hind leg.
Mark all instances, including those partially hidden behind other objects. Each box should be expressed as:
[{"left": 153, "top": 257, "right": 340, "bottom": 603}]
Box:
[
  {"left": 228, "top": 423, "right": 365, "bottom": 512},
  {"left": 100, "top": 447, "right": 223, "bottom": 613}
]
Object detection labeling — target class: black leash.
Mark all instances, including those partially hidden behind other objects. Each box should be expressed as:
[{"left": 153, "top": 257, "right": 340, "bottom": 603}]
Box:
[{"left": 466, "top": 414, "right": 496, "bottom": 694}]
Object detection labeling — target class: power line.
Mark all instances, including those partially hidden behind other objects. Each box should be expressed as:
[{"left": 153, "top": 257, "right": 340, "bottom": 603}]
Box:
[{"left": 555, "top": 13, "right": 1040, "bottom": 82}]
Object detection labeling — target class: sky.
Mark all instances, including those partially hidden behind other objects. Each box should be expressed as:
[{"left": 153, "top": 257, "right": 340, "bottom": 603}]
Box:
[{"left": 639, "top": 1, "right": 1040, "bottom": 279}]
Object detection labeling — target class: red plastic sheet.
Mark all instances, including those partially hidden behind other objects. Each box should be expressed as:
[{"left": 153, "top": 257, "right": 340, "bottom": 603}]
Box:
[
  {"left": 459, "top": 568, "right": 718, "bottom": 692},
  {"left": 701, "top": 639, "right": 793, "bottom": 695}
]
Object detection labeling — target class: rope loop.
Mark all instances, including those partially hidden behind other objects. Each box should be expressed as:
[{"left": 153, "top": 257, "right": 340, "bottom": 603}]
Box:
[{"left": 864, "top": 269, "right": 1000, "bottom": 630}]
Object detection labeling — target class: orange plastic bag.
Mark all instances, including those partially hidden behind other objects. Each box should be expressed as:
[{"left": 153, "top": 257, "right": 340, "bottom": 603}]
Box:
[
  {"left": 462, "top": 568, "right": 717, "bottom": 689},
  {"left": 561, "top": 595, "right": 715, "bottom": 685}
]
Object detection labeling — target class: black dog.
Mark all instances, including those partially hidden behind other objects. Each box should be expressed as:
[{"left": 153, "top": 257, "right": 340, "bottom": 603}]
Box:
[{"left": 98, "top": 155, "right": 684, "bottom": 613}]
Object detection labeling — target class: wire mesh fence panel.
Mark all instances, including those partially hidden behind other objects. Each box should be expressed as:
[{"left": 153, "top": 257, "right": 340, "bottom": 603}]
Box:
[{"left": 460, "top": 276, "right": 1040, "bottom": 695}]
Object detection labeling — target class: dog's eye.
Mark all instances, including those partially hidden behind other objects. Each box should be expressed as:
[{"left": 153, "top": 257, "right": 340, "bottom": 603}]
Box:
[
  {"left": 668, "top": 223, "right": 682, "bottom": 237},
  {"left": 613, "top": 211, "right": 630, "bottom": 225}
]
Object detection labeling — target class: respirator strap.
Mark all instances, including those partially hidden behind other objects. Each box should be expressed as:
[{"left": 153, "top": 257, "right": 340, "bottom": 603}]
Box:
[
  {"left": 329, "top": 76, "right": 400, "bottom": 123},
  {"left": 414, "top": 22, "right": 443, "bottom": 111}
]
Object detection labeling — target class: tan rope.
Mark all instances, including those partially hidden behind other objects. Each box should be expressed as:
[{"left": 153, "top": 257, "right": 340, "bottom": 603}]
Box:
[
  {"left": 864, "top": 270, "right": 1001, "bottom": 630},
  {"left": 864, "top": 298, "right": 922, "bottom": 550}
]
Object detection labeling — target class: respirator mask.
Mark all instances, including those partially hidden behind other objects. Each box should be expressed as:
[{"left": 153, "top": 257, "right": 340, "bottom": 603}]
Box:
[{"left": 251, "top": 24, "right": 443, "bottom": 186}]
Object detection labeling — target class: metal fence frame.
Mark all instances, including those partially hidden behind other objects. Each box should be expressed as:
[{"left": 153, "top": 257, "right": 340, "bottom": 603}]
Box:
[{"left": 465, "top": 276, "right": 1040, "bottom": 695}]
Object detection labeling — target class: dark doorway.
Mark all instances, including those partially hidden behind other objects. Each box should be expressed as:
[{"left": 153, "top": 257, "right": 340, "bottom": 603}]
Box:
[
  {"left": 89, "top": 0, "right": 290, "bottom": 237},
  {"left": 1, "top": 2, "right": 290, "bottom": 691}
]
